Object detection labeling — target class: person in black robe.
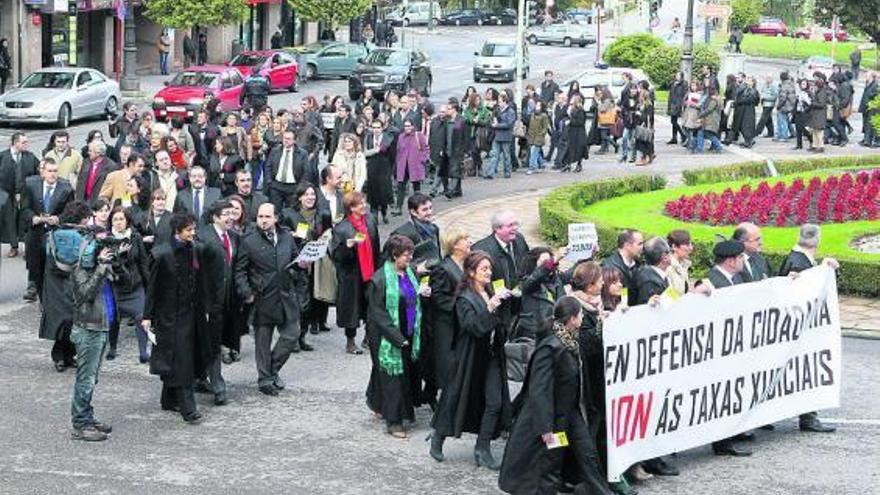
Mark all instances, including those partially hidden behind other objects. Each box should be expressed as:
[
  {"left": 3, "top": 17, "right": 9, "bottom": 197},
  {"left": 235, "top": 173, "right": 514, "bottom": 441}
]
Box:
[
  {"left": 515, "top": 247, "right": 564, "bottom": 340},
  {"left": 736, "top": 76, "right": 760, "bottom": 148},
  {"left": 428, "top": 228, "right": 469, "bottom": 392},
  {"left": 365, "top": 235, "right": 430, "bottom": 438},
  {"left": 362, "top": 122, "right": 395, "bottom": 222},
  {"left": 144, "top": 212, "right": 211, "bottom": 424},
  {"left": 561, "top": 95, "right": 588, "bottom": 172},
  {"left": 499, "top": 296, "right": 612, "bottom": 495},
  {"left": 429, "top": 251, "right": 513, "bottom": 471},
  {"left": 600, "top": 229, "right": 643, "bottom": 307}
]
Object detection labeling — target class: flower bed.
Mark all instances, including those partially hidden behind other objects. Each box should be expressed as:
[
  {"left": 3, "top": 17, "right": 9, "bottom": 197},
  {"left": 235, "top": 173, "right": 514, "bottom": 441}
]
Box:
[{"left": 664, "top": 170, "right": 880, "bottom": 227}]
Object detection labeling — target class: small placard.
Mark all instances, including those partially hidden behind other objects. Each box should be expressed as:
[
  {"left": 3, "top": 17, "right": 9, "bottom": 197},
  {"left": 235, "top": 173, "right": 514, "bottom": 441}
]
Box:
[
  {"left": 295, "top": 222, "right": 310, "bottom": 239},
  {"left": 546, "top": 431, "right": 570, "bottom": 450}
]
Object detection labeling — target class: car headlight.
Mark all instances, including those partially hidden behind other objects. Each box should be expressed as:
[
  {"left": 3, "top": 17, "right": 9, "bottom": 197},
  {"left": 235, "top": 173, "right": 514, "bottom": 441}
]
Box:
[
  {"left": 153, "top": 97, "right": 165, "bottom": 106},
  {"left": 387, "top": 74, "right": 406, "bottom": 83}
]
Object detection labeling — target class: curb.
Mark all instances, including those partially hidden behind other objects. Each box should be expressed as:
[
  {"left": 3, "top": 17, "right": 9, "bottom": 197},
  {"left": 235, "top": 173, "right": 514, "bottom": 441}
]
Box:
[{"left": 842, "top": 328, "right": 880, "bottom": 340}]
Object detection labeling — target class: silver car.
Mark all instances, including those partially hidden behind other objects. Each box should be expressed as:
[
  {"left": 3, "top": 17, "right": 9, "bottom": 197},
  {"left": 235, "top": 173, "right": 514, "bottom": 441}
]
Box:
[
  {"left": 526, "top": 23, "right": 596, "bottom": 47},
  {"left": 0, "top": 68, "right": 121, "bottom": 128}
]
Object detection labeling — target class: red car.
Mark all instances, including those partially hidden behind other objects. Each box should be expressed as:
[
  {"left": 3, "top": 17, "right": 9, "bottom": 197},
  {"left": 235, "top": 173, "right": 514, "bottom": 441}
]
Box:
[
  {"left": 823, "top": 29, "right": 848, "bottom": 42},
  {"left": 748, "top": 18, "right": 788, "bottom": 37},
  {"left": 228, "top": 50, "right": 300, "bottom": 93},
  {"left": 152, "top": 66, "right": 244, "bottom": 121}
]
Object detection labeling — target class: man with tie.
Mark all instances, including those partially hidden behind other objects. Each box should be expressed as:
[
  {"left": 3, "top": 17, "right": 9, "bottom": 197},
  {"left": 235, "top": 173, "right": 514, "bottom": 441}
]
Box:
[
  {"left": 76, "top": 141, "right": 118, "bottom": 203},
  {"left": 234, "top": 203, "right": 306, "bottom": 396},
  {"left": 0, "top": 132, "right": 40, "bottom": 257},
  {"left": 732, "top": 222, "right": 773, "bottom": 283},
  {"left": 173, "top": 166, "right": 221, "bottom": 224},
  {"left": 265, "top": 130, "right": 311, "bottom": 212},
  {"left": 20, "top": 157, "right": 74, "bottom": 301},
  {"left": 195, "top": 200, "right": 237, "bottom": 406}
]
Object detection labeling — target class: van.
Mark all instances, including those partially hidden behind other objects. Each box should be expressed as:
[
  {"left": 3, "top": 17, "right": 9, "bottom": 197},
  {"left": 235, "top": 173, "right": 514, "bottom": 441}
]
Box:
[
  {"left": 387, "top": 2, "right": 443, "bottom": 26},
  {"left": 473, "top": 38, "right": 529, "bottom": 82}
]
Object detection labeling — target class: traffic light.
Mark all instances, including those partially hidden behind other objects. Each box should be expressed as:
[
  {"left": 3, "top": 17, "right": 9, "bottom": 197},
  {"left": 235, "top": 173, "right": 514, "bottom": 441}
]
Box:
[{"left": 650, "top": 0, "right": 659, "bottom": 16}]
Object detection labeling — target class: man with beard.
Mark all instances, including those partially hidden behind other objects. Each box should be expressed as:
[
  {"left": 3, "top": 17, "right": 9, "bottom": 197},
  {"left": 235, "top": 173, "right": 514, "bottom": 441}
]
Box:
[{"left": 231, "top": 170, "right": 267, "bottom": 221}]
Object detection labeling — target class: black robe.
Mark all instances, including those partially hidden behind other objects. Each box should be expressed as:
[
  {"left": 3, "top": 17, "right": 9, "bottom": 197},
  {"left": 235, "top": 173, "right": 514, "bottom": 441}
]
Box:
[
  {"left": 38, "top": 229, "right": 79, "bottom": 341},
  {"left": 329, "top": 215, "right": 381, "bottom": 329},
  {"left": 633, "top": 265, "right": 669, "bottom": 305},
  {"left": 564, "top": 107, "right": 589, "bottom": 164},
  {"left": 428, "top": 256, "right": 463, "bottom": 390},
  {"left": 577, "top": 305, "right": 608, "bottom": 470},
  {"left": 778, "top": 250, "right": 814, "bottom": 276},
  {"left": 431, "top": 288, "right": 512, "bottom": 438},
  {"left": 363, "top": 132, "right": 394, "bottom": 211}
]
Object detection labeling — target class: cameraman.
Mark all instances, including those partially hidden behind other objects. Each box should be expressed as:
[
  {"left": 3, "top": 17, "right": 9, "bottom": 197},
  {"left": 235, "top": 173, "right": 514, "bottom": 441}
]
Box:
[
  {"left": 105, "top": 206, "right": 151, "bottom": 363},
  {"left": 70, "top": 234, "right": 117, "bottom": 441}
]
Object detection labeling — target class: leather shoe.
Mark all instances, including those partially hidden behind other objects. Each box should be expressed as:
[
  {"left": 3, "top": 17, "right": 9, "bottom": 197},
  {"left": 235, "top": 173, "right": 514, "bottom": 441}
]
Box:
[
  {"left": 273, "top": 376, "right": 286, "bottom": 390},
  {"left": 260, "top": 385, "right": 279, "bottom": 396},
  {"left": 214, "top": 394, "right": 228, "bottom": 406},
  {"left": 642, "top": 457, "right": 679, "bottom": 476},
  {"left": 474, "top": 446, "right": 500, "bottom": 471},
  {"left": 194, "top": 380, "right": 213, "bottom": 394},
  {"left": 183, "top": 412, "right": 203, "bottom": 424},
  {"left": 54, "top": 360, "right": 66, "bottom": 372},
  {"left": 713, "top": 442, "right": 752, "bottom": 456},
  {"left": 800, "top": 418, "right": 836, "bottom": 433},
  {"left": 299, "top": 342, "right": 315, "bottom": 351},
  {"left": 91, "top": 421, "right": 113, "bottom": 434},
  {"left": 733, "top": 431, "right": 755, "bottom": 441}
]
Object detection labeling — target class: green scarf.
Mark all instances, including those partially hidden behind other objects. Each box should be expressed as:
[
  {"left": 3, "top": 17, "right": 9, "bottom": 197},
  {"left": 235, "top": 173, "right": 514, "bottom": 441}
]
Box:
[{"left": 378, "top": 261, "right": 422, "bottom": 376}]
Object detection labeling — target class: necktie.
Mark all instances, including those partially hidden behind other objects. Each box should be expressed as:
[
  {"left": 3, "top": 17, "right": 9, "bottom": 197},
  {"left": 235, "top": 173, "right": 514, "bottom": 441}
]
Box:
[
  {"left": 193, "top": 189, "right": 201, "bottom": 218},
  {"left": 222, "top": 232, "right": 232, "bottom": 264},
  {"left": 506, "top": 243, "right": 516, "bottom": 281},
  {"left": 86, "top": 162, "right": 100, "bottom": 199},
  {"left": 266, "top": 230, "right": 275, "bottom": 246},
  {"left": 43, "top": 186, "right": 53, "bottom": 212}
]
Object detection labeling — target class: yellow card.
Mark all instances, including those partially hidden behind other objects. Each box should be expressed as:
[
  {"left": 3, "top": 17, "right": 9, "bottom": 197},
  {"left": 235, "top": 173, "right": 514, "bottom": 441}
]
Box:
[
  {"left": 662, "top": 286, "right": 681, "bottom": 301},
  {"left": 492, "top": 279, "right": 506, "bottom": 293},
  {"left": 354, "top": 232, "right": 365, "bottom": 242},
  {"left": 295, "top": 222, "right": 310, "bottom": 239},
  {"left": 620, "top": 287, "right": 629, "bottom": 300},
  {"left": 420, "top": 275, "right": 430, "bottom": 286},
  {"left": 546, "top": 431, "right": 570, "bottom": 449}
]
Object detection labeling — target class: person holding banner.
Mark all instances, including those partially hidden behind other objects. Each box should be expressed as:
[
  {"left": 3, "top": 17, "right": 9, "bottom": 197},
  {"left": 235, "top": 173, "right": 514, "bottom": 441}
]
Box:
[
  {"left": 499, "top": 295, "right": 613, "bottom": 495},
  {"left": 429, "top": 251, "right": 513, "bottom": 471},
  {"left": 601, "top": 230, "right": 643, "bottom": 308},
  {"left": 633, "top": 237, "right": 672, "bottom": 305},
  {"left": 733, "top": 222, "right": 773, "bottom": 283}
]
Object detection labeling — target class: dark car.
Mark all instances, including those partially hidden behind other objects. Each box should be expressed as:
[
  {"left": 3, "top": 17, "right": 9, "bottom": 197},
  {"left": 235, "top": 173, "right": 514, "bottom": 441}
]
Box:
[
  {"left": 441, "top": 9, "right": 488, "bottom": 26},
  {"left": 488, "top": 8, "right": 517, "bottom": 25},
  {"left": 348, "top": 48, "right": 433, "bottom": 100}
]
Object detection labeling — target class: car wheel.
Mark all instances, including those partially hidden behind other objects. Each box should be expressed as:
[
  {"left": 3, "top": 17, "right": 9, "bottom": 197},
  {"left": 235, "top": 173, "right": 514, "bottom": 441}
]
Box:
[
  {"left": 528, "top": 35, "right": 537, "bottom": 44},
  {"left": 474, "top": 75, "right": 481, "bottom": 83},
  {"left": 306, "top": 64, "right": 317, "bottom": 80},
  {"left": 579, "top": 43, "right": 586, "bottom": 47},
  {"left": 563, "top": 37, "right": 572, "bottom": 47},
  {"left": 104, "top": 96, "right": 118, "bottom": 117},
  {"left": 290, "top": 75, "right": 299, "bottom": 93},
  {"left": 57, "top": 104, "right": 71, "bottom": 128},
  {"left": 403, "top": 18, "right": 410, "bottom": 27}
]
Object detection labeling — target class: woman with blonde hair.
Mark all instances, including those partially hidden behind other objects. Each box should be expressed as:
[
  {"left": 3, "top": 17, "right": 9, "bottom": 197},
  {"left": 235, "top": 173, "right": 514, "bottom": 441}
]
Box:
[{"left": 331, "top": 132, "right": 368, "bottom": 193}]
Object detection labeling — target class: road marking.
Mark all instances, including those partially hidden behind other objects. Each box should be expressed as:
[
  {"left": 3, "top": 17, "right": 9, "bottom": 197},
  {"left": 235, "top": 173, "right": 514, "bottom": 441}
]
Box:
[{"left": 821, "top": 418, "right": 880, "bottom": 426}]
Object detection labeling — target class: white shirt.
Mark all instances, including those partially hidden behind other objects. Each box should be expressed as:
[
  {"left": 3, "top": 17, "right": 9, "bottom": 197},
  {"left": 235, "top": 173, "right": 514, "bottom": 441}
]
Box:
[
  {"left": 715, "top": 265, "right": 737, "bottom": 286},
  {"left": 321, "top": 187, "right": 340, "bottom": 222},
  {"left": 275, "top": 147, "right": 296, "bottom": 184}
]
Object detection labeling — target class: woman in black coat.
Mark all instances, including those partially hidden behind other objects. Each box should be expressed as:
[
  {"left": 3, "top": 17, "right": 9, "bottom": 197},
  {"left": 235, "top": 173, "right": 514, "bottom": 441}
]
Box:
[
  {"left": 499, "top": 296, "right": 613, "bottom": 495},
  {"left": 0, "top": 38, "right": 11, "bottom": 94},
  {"left": 220, "top": 194, "right": 255, "bottom": 363},
  {"left": 667, "top": 72, "right": 689, "bottom": 144},
  {"left": 561, "top": 94, "right": 588, "bottom": 172},
  {"left": 362, "top": 121, "right": 395, "bottom": 223},
  {"left": 211, "top": 135, "right": 245, "bottom": 194},
  {"left": 736, "top": 76, "right": 760, "bottom": 148},
  {"left": 106, "top": 206, "right": 151, "bottom": 363},
  {"left": 514, "top": 247, "right": 564, "bottom": 341},
  {"left": 428, "top": 228, "right": 471, "bottom": 391},
  {"left": 430, "top": 251, "right": 513, "bottom": 471},
  {"left": 138, "top": 188, "right": 173, "bottom": 254},
  {"left": 329, "top": 191, "right": 381, "bottom": 354},
  {"left": 281, "top": 182, "right": 332, "bottom": 349}
]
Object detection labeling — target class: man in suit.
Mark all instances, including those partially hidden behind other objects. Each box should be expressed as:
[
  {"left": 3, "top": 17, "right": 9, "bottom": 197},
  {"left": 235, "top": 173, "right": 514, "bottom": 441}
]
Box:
[
  {"left": 390, "top": 192, "right": 440, "bottom": 267},
  {"left": 194, "top": 200, "right": 237, "bottom": 406},
  {"left": 732, "top": 222, "right": 773, "bottom": 283},
  {"left": 234, "top": 203, "right": 306, "bottom": 396},
  {"left": 439, "top": 99, "right": 467, "bottom": 199},
  {"left": 190, "top": 108, "right": 219, "bottom": 168},
  {"left": 174, "top": 166, "right": 221, "bottom": 225},
  {"left": 330, "top": 104, "right": 357, "bottom": 156},
  {"left": 0, "top": 132, "right": 40, "bottom": 257},
  {"left": 471, "top": 210, "right": 530, "bottom": 330},
  {"left": 20, "top": 157, "right": 74, "bottom": 301},
  {"left": 99, "top": 153, "right": 145, "bottom": 205},
  {"left": 316, "top": 164, "right": 344, "bottom": 224},
  {"left": 265, "top": 130, "right": 313, "bottom": 212},
  {"left": 76, "top": 141, "right": 118, "bottom": 203},
  {"left": 232, "top": 170, "right": 268, "bottom": 221},
  {"left": 633, "top": 237, "right": 671, "bottom": 305},
  {"left": 601, "top": 229, "right": 643, "bottom": 307}
]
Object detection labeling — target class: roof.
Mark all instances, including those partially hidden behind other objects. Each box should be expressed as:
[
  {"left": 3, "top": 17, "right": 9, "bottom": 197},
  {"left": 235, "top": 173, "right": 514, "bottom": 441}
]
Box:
[
  {"left": 179, "top": 65, "right": 232, "bottom": 72},
  {"left": 32, "top": 67, "right": 86, "bottom": 73},
  {"left": 237, "top": 50, "right": 282, "bottom": 56}
]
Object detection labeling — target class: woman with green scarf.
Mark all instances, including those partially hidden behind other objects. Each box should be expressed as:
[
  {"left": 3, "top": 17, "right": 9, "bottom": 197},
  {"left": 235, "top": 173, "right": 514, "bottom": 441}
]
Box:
[{"left": 365, "top": 234, "right": 431, "bottom": 438}]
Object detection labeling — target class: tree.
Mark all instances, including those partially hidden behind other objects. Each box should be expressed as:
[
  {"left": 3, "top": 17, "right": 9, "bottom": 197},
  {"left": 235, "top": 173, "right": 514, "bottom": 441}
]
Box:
[
  {"left": 814, "top": 0, "right": 880, "bottom": 68},
  {"left": 144, "top": 0, "right": 249, "bottom": 29},
  {"left": 729, "top": 0, "right": 761, "bottom": 30},
  {"left": 287, "top": 0, "right": 373, "bottom": 27}
]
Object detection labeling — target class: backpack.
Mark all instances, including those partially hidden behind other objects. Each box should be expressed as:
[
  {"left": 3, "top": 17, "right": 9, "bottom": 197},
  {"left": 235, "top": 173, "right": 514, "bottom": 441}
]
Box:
[{"left": 46, "top": 229, "right": 89, "bottom": 273}]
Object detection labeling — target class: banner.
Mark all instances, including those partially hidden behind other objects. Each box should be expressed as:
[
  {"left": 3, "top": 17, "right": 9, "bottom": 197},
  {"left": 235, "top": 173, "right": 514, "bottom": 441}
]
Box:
[
  {"left": 564, "top": 223, "right": 598, "bottom": 263},
  {"left": 602, "top": 266, "right": 841, "bottom": 481},
  {"left": 294, "top": 239, "right": 329, "bottom": 264}
]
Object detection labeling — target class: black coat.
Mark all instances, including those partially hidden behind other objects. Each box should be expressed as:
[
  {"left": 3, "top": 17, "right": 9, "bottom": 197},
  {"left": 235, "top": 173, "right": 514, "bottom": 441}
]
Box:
[
  {"left": 110, "top": 231, "right": 151, "bottom": 295},
  {"left": 265, "top": 145, "right": 317, "bottom": 188},
  {"left": 601, "top": 251, "right": 640, "bottom": 307},
  {"left": 330, "top": 116, "right": 357, "bottom": 155},
  {"left": 20, "top": 178, "right": 73, "bottom": 276},
  {"left": 145, "top": 240, "right": 211, "bottom": 386},
  {"left": 708, "top": 266, "right": 744, "bottom": 289},
  {"left": 389, "top": 218, "right": 441, "bottom": 266},
  {"left": 75, "top": 156, "right": 118, "bottom": 202},
  {"left": 173, "top": 187, "right": 222, "bottom": 224},
  {"left": 329, "top": 215, "right": 381, "bottom": 329},
  {"left": 472, "top": 232, "right": 530, "bottom": 330},
  {"left": 735, "top": 85, "right": 759, "bottom": 141},
  {"left": 363, "top": 132, "right": 394, "bottom": 210},
  {"left": 564, "top": 106, "right": 589, "bottom": 164},
  {"left": 633, "top": 265, "right": 669, "bottom": 305},
  {"left": 234, "top": 226, "right": 303, "bottom": 327},
  {"left": 668, "top": 79, "right": 688, "bottom": 117},
  {"left": 516, "top": 263, "right": 564, "bottom": 339},
  {"left": 38, "top": 228, "right": 81, "bottom": 341},
  {"left": 428, "top": 256, "right": 463, "bottom": 389},
  {"left": 741, "top": 252, "right": 773, "bottom": 283},
  {"left": 213, "top": 154, "right": 246, "bottom": 195},
  {"left": 0, "top": 149, "right": 39, "bottom": 242},
  {"left": 197, "top": 225, "right": 237, "bottom": 356},
  {"left": 439, "top": 115, "right": 468, "bottom": 179},
  {"left": 190, "top": 123, "right": 220, "bottom": 168},
  {"left": 431, "top": 288, "right": 512, "bottom": 438},
  {"left": 236, "top": 191, "right": 270, "bottom": 221},
  {"left": 778, "top": 250, "right": 814, "bottom": 276},
  {"left": 138, "top": 210, "right": 173, "bottom": 253}
]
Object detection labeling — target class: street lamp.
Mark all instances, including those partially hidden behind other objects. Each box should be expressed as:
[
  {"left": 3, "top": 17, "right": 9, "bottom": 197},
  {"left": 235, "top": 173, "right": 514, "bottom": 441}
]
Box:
[
  {"left": 681, "top": 0, "right": 695, "bottom": 82},
  {"left": 120, "top": 0, "right": 139, "bottom": 93},
  {"left": 514, "top": 0, "right": 527, "bottom": 111}
]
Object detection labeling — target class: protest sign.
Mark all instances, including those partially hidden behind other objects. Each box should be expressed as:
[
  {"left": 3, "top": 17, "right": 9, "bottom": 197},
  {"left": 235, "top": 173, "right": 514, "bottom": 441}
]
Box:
[
  {"left": 294, "top": 239, "right": 329, "bottom": 264},
  {"left": 565, "top": 223, "right": 598, "bottom": 262},
  {"left": 602, "top": 266, "right": 841, "bottom": 481}
]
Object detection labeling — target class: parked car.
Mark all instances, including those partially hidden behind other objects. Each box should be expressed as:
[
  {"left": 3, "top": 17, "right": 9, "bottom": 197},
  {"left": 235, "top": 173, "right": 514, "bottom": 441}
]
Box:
[
  {"left": 526, "top": 23, "right": 596, "bottom": 47},
  {"left": 286, "top": 42, "right": 372, "bottom": 80},
  {"left": 152, "top": 66, "right": 244, "bottom": 122},
  {"left": 488, "top": 8, "right": 517, "bottom": 25},
  {"left": 823, "top": 28, "right": 848, "bottom": 42},
  {"left": 792, "top": 26, "right": 848, "bottom": 42},
  {"left": 348, "top": 48, "right": 432, "bottom": 100},
  {"left": 747, "top": 17, "right": 788, "bottom": 37},
  {"left": 565, "top": 67, "right": 651, "bottom": 108},
  {"left": 0, "top": 68, "right": 120, "bottom": 128},
  {"left": 228, "top": 50, "right": 300, "bottom": 92},
  {"left": 792, "top": 26, "right": 813, "bottom": 39},
  {"left": 440, "top": 9, "right": 488, "bottom": 26},
  {"left": 565, "top": 8, "right": 597, "bottom": 24},
  {"left": 798, "top": 55, "right": 835, "bottom": 79},
  {"left": 386, "top": 2, "right": 443, "bottom": 26},
  {"left": 473, "top": 38, "right": 529, "bottom": 82}
]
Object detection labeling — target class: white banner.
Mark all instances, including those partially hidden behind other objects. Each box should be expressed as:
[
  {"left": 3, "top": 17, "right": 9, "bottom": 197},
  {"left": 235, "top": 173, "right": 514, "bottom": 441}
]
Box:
[
  {"left": 294, "top": 239, "right": 329, "bottom": 264},
  {"left": 603, "top": 266, "right": 841, "bottom": 481},
  {"left": 565, "top": 223, "right": 598, "bottom": 263}
]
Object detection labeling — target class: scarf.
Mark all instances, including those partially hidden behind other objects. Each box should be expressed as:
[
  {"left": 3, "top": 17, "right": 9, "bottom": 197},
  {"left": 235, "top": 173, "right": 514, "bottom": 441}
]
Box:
[
  {"left": 378, "top": 261, "right": 421, "bottom": 376},
  {"left": 553, "top": 321, "right": 578, "bottom": 351},
  {"left": 349, "top": 214, "right": 374, "bottom": 282}
]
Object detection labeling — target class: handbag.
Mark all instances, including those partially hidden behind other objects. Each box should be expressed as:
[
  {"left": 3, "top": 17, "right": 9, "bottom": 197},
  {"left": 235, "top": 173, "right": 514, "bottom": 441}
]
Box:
[
  {"left": 513, "top": 119, "right": 527, "bottom": 138},
  {"left": 840, "top": 105, "right": 852, "bottom": 119},
  {"left": 504, "top": 336, "right": 535, "bottom": 382},
  {"left": 598, "top": 108, "right": 617, "bottom": 126},
  {"left": 610, "top": 115, "right": 623, "bottom": 138},
  {"left": 634, "top": 125, "right": 654, "bottom": 143}
]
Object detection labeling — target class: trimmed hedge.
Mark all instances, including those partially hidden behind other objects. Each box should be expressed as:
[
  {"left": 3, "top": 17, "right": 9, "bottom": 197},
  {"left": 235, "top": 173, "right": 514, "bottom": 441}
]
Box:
[{"left": 539, "top": 157, "right": 880, "bottom": 296}]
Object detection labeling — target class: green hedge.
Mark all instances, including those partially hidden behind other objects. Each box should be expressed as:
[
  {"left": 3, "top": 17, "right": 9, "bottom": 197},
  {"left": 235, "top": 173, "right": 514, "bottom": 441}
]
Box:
[{"left": 539, "top": 157, "right": 880, "bottom": 296}]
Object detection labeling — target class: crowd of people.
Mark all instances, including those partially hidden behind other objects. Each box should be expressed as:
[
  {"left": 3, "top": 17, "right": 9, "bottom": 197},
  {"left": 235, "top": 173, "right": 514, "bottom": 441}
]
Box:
[{"left": 0, "top": 71, "right": 851, "bottom": 492}]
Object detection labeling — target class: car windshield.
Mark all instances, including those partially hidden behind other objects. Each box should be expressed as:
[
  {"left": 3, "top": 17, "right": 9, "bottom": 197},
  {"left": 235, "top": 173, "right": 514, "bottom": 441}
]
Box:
[
  {"left": 301, "top": 42, "right": 325, "bottom": 53},
  {"left": 169, "top": 71, "right": 218, "bottom": 87},
  {"left": 364, "top": 50, "right": 409, "bottom": 66},
  {"left": 481, "top": 44, "right": 515, "bottom": 57},
  {"left": 576, "top": 73, "right": 606, "bottom": 87},
  {"left": 230, "top": 54, "right": 267, "bottom": 66},
  {"left": 19, "top": 72, "right": 74, "bottom": 89}
]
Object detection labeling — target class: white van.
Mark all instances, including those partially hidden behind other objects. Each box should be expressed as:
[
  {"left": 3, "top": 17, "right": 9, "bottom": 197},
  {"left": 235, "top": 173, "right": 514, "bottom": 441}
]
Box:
[
  {"left": 473, "top": 38, "right": 530, "bottom": 83},
  {"left": 387, "top": 2, "right": 443, "bottom": 26}
]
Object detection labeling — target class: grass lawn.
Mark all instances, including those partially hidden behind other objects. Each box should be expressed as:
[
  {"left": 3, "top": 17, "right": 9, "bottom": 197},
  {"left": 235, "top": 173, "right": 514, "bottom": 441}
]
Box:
[
  {"left": 578, "top": 169, "right": 880, "bottom": 264},
  {"left": 738, "top": 34, "right": 878, "bottom": 66}
]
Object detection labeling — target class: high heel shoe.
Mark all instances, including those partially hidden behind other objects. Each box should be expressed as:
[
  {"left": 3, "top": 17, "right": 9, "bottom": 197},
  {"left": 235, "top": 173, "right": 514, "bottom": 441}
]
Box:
[
  {"left": 559, "top": 165, "right": 571, "bottom": 173},
  {"left": 574, "top": 163, "right": 583, "bottom": 173},
  {"left": 474, "top": 445, "right": 501, "bottom": 471},
  {"left": 428, "top": 432, "right": 445, "bottom": 462}
]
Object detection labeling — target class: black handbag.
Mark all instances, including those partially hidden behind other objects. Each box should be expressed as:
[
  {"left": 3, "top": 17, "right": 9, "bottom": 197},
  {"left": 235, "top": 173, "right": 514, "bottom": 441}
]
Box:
[{"left": 504, "top": 336, "right": 535, "bottom": 383}]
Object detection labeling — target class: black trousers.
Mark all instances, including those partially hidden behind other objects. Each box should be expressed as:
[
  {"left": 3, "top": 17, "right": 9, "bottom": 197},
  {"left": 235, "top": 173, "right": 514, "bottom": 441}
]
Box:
[
  {"left": 864, "top": 111, "right": 877, "bottom": 144},
  {"left": 161, "top": 382, "right": 197, "bottom": 417},
  {"left": 795, "top": 119, "right": 811, "bottom": 148},
  {"left": 51, "top": 322, "right": 76, "bottom": 364},
  {"left": 267, "top": 182, "right": 298, "bottom": 212},
  {"left": 670, "top": 115, "right": 686, "bottom": 142},
  {"left": 477, "top": 357, "right": 504, "bottom": 443},
  {"left": 756, "top": 106, "right": 774, "bottom": 137}
]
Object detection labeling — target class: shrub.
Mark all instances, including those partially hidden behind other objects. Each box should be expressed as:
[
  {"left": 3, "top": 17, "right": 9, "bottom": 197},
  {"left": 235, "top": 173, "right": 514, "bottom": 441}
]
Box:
[
  {"left": 643, "top": 44, "right": 682, "bottom": 90},
  {"left": 604, "top": 33, "right": 665, "bottom": 69},
  {"left": 693, "top": 44, "right": 721, "bottom": 77},
  {"left": 682, "top": 154, "right": 880, "bottom": 185},
  {"left": 730, "top": 0, "right": 761, "bottom": 30}
]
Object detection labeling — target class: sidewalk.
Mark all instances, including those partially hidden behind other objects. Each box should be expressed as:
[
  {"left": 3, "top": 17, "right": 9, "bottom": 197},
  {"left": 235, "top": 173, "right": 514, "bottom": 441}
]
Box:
[{"left": 434, "top": 187, "right": 880, "bottom": 338}]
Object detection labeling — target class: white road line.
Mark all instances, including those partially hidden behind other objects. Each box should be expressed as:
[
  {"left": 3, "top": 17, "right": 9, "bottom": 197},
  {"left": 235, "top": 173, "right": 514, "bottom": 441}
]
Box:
[{"left": 820, "top": 418, "right": 880, "bottom": 426}]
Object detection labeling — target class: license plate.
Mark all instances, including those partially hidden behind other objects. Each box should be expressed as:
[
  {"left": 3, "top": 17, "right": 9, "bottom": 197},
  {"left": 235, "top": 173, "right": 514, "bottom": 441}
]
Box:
[
  {"left": 364, "top": 83, "right": 384, "bottom": 89},
  {"left": 167, "top": 106, "right": 186, "bottom": 112},
  {"left": 484, "top": 70, "right": 498, "bottom": 75}
]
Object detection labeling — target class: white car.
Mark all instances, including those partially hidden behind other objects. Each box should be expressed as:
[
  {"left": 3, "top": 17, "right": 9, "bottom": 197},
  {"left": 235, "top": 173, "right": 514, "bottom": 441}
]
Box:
[
  {"left": 473, "top": 38, "right": 530, "bottom": 82},
  {"left": 798, "top": 55, "right": 835, "bottom": 80},
  {"left": 566, "top": 67, "right": 651, "bottom": 103},
  {"left": 0, "top": 67, "right": 121, "bottom": 128},
  {"left": 387, "top": 2, "right": 443, "bottom": 26}
]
